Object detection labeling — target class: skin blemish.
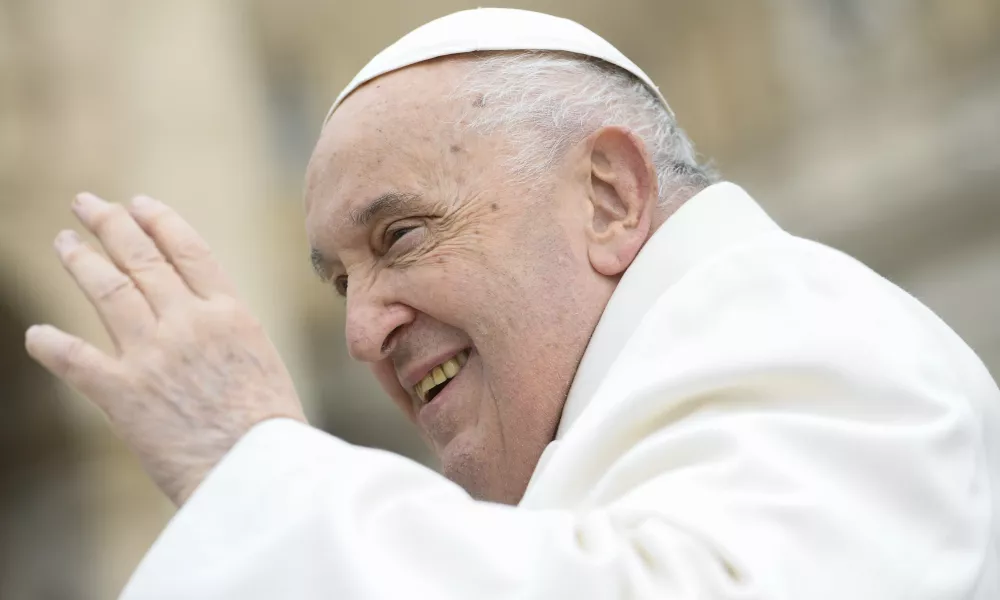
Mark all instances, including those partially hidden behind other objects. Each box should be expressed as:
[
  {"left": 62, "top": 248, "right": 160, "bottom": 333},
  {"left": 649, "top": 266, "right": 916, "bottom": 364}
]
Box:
[
  {"left": 450, "top": 145, "right": 463, "bottom": 153},
  {"left": 472, "top": 94, "right": 486, "bottom": 108},
  {"left": 490, "top": 203, "right": 498, "bottom": 212}
]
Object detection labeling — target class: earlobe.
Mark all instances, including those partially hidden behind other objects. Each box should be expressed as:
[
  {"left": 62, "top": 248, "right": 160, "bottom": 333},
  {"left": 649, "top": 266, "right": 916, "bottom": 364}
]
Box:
[
  {"left": 583, "top": 126, "right": 657, "bottom": 277},
  {"left": 587, "top": 221, "right": 649, "bottom": 277}
]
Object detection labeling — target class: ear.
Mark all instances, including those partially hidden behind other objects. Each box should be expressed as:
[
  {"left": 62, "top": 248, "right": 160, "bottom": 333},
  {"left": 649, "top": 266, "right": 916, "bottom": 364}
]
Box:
[{"left": 581, "top": 126, "right": 657, "bottom": 277}]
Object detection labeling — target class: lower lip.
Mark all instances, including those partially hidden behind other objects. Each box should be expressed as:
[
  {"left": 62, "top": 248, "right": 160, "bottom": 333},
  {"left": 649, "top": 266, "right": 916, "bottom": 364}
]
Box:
[{"left": 417, "top": 350, "right": 473, "bottom": 427}]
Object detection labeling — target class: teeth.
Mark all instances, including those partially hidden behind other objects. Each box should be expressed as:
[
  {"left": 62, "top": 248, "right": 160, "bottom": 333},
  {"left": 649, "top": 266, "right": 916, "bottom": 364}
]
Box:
[{"left": 414, "top": 350, "right": 469, "bottom": 403}]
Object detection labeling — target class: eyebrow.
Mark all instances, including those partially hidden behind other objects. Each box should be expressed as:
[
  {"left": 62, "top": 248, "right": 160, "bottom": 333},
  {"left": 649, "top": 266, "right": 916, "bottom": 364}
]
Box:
[
  {"left": 310, "top": 247, "right": 330, "bottom": 281},
  {"left": 310, "top": 191, "right": 422, "bottom": 281}
]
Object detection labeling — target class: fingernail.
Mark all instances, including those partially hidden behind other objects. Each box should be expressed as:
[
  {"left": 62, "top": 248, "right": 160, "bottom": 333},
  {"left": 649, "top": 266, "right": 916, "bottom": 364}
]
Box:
[
  {"left": 73, "top": 192, "right": 105, "bottom": 216},
  {"left": 25, "top": 324, "right": 50, "bottom": 342},
  {"left": 54, "top": 230, "right": 81, "bottom": 252}
]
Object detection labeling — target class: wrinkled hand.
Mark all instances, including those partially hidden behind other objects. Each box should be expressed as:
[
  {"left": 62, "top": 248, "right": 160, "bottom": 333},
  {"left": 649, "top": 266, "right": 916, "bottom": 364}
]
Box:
[{"left": 25, "top": 193, "right": 306, "bottom": 505}]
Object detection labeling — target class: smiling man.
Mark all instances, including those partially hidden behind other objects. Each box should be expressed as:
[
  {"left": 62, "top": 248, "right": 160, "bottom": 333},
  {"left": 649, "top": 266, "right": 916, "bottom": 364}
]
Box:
[
  {"left": 304, "top": 51, "right": 690, "bottom": 503},
  {"left": 25, "top": 8, "right": 1000, "bottom": 600}
]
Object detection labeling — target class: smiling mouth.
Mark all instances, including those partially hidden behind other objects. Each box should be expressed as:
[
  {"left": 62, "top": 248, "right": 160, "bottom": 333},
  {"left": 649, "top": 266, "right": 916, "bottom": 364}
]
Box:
[{"left": 414, "top": 350, "right": 469, "bottom": 404}]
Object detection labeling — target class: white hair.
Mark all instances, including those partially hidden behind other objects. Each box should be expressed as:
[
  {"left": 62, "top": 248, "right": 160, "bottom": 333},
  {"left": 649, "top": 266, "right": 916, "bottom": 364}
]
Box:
[{"left": 454, "top": 51, "right": 717, "bottom": 210}]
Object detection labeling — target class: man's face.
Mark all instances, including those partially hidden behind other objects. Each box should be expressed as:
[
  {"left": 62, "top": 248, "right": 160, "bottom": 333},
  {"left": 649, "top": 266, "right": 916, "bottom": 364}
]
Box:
[{"left": 304, "top": 59, "right": 620, "bottom": 503}]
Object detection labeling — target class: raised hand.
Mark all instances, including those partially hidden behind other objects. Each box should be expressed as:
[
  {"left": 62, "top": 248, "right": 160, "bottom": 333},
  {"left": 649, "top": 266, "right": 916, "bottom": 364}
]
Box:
[{"left": 25, "top": 193, "right": 306, "bottom": 505}]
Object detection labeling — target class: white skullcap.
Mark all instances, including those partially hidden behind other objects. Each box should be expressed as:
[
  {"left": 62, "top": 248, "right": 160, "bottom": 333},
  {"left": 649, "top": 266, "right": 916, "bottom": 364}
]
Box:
[{"left": 323, "top": 7, "right": 672, "bottom": 125}]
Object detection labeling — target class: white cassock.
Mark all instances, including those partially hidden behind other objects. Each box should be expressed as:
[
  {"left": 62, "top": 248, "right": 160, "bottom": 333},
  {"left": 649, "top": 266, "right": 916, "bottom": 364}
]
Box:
[{"left": 119, "top": 182, "right": 1000, "bottom": 599}]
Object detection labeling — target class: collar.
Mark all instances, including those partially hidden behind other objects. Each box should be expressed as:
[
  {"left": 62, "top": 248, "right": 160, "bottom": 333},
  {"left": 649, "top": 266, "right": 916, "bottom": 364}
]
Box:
[{"left": 554, "top": 181, "right": 782, "bottom": 439}]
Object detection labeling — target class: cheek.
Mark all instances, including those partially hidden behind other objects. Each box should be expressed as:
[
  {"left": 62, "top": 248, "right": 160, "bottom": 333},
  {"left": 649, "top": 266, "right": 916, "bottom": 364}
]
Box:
[
  {"left": 394, "top": 260, "right": 481, "bottom": 318},
  {"left": 371, "top": 361, "right": 416, "bottom": 422}
]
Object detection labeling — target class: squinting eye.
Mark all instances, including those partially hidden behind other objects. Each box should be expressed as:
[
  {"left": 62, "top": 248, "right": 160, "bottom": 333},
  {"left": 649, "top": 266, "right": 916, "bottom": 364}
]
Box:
[
  {"left": 334, "top": 275, "right": 348, "bottom": 297},
  {"left": 387, "top": 226, "right": 416, "bottom": 247}
]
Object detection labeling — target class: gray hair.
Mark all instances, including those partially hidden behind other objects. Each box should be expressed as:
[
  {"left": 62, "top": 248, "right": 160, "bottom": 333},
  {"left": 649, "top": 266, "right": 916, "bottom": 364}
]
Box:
[{"left": 454, "top": 51, "right": 717, "bottom": 210}]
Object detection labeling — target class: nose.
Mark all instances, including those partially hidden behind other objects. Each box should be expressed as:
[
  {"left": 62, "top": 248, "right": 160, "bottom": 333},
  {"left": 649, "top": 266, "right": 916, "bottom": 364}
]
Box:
[{"left": 344, "top": 279, "right": 415, "bottom": 363}]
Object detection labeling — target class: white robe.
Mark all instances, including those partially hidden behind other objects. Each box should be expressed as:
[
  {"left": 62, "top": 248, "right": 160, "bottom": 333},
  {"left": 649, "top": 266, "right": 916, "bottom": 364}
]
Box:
[{"left": 121, "top": 183, "right": 999, "bottom": 599}]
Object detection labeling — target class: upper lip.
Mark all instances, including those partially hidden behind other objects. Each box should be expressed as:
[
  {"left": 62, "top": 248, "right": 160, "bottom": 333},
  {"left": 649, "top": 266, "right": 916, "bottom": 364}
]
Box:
[{"left": 398, "top": 347, "right": 468, "bottom": 390}]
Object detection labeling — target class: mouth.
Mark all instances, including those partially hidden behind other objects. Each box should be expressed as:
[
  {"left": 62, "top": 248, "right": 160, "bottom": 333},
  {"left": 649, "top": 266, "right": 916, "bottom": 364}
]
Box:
[{"left": 414, "top": 349, "right": 469, "bottom": 404}]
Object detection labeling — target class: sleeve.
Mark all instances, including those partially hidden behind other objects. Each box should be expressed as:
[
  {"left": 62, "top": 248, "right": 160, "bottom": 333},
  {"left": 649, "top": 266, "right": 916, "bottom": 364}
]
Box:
[
  {"left": 118, "top": 419, "right": 745, "bottom": 600},
  {"left": 118, "top": 237, "right": 993, "bottom": 600}
]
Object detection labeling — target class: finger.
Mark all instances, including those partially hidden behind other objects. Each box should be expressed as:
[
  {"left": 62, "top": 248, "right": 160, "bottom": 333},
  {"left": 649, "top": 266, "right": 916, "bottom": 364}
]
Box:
[
  {"left": 128, "top": 195, "right": 237, "bottom": 298},
  {"left": 72, "top": 192, "right": 190, "bottom": 310},
  {"left": 25, "top": 324, "right": 120, "bottom": 403},
  {"left": 55, "top": 230, "right": 156, "bottom": 350}
]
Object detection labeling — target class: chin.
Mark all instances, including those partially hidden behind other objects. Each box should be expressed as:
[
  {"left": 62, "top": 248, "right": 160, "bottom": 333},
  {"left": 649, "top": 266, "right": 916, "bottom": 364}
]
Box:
[{"left": 436, "top": 429, "right": 518, "bottom": 503}]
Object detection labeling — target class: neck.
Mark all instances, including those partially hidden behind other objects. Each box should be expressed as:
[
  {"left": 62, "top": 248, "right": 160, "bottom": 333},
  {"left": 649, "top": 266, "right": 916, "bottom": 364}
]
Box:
[{"left": 649, "top": 183, "right": 705, "bottom": 237}]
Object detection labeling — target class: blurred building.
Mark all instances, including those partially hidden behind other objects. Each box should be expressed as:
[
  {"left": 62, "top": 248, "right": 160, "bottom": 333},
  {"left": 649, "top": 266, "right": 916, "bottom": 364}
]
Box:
[{"left": 0, "top": 1, "right": 997, "bottom": 597}]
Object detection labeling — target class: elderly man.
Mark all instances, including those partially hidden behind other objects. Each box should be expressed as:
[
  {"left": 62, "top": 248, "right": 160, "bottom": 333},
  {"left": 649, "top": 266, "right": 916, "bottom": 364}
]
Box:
[{"left": 25, "top": 8, "right": 999, "bottom": 600}]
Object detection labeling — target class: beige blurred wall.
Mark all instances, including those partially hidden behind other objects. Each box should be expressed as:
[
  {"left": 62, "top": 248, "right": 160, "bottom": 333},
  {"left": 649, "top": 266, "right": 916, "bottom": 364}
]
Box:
[{"left": 0, "top": 1, "right": 997, "bottom": 598}]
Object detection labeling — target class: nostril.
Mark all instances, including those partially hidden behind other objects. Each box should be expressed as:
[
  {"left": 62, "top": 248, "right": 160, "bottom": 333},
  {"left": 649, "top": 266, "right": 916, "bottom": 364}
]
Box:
[{"left": 381, "top": 325, "right": 403, "bottom": 356}]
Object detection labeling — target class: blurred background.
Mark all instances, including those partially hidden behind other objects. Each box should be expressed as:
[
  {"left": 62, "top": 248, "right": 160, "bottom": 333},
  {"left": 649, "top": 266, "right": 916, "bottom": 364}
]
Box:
[{"left": 0, "top": 0, "right": 997, "bottom": 597}]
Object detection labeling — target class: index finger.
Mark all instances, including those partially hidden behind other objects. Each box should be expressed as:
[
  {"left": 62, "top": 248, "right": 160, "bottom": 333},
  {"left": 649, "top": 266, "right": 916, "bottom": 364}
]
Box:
[{"left": 127, "top": 196, "right": 237, "bottom": 299}]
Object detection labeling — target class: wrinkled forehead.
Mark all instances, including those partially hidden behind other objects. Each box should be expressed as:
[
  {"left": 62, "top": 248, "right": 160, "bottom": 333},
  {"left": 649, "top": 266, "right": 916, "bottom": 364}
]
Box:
[{"left": 304, "top": 59, "right": 478, "bottom": 217}]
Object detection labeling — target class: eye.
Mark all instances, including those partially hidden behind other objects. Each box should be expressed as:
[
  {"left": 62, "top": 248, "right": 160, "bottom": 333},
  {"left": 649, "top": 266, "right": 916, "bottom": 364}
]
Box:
[
  {"left": 386, "top": 225, "right": 417, "bottom": 248},
  {"left": 333, "top": 275, "right": 348, "bottom": 297}
]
